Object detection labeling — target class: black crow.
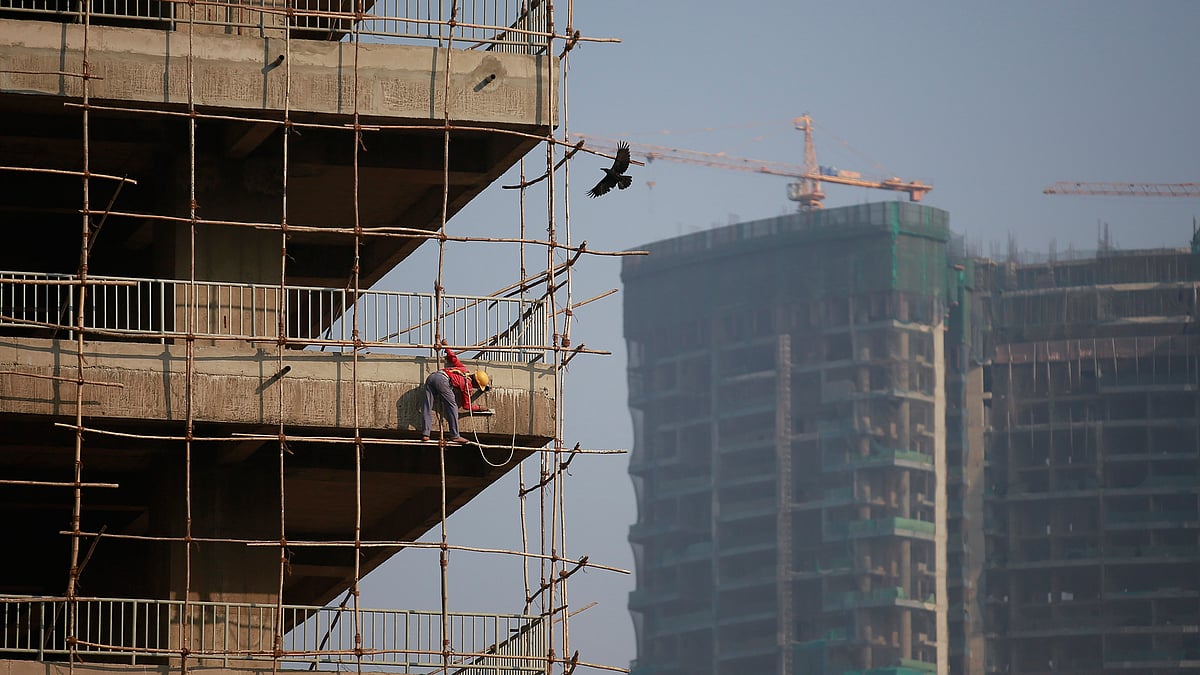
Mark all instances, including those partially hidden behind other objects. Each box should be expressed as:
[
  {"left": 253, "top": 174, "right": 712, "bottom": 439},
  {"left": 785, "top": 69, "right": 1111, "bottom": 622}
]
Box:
[{"left": 587, "top": 142, "right": 633, "bottom": 198}]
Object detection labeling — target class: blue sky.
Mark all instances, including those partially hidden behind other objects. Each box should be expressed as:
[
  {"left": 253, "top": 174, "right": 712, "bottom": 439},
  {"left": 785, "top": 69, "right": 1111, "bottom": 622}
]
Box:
[{"left": 363, "top": 1, "right": 1200, "bottom": 667}]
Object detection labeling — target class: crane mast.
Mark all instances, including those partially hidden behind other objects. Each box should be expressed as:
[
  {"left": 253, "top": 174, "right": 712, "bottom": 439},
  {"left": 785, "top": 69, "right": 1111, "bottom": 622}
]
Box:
[{"left": 789, "top": 114, "right": 825, "bottom": 209}]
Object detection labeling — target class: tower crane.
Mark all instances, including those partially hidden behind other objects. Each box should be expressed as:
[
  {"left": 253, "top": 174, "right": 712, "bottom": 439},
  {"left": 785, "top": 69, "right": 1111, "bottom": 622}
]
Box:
[
  {"left": 576, "top": 115, "right": 931, "bottom": 210},
  {"left": 1043, "top": 182, "right": 1200, "bottom": 198}
]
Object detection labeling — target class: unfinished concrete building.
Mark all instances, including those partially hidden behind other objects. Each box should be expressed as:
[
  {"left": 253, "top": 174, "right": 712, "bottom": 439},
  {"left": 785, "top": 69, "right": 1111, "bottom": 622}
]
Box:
[
  {"left": 624, "top": 203, "right": 1200, "bottom": 675},
  {"left": 623, "top": 203, "right": 953, "bottom": 675},
  {"left": 982, "top": 249, "right": 1200, "bottom": 674},
  {"left": 1, "top": 1, "right": 618, "bottom": 674}
]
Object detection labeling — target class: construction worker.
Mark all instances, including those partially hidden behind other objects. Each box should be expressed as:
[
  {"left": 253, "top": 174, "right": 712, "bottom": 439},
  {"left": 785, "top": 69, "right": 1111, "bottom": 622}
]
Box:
[{"left": 421, "top": 339, "right": 491, "bottom": 443}]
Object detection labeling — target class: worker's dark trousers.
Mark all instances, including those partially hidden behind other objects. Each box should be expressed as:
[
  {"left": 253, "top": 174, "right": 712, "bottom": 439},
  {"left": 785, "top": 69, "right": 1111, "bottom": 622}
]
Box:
[{"left": 421, "top": 370, "right": 460, "bottom": 438}]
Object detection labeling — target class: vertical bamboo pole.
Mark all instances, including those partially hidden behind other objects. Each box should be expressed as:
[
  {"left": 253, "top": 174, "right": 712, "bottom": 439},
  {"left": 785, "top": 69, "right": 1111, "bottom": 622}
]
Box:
[
  {"left": 66, "top": 0, "right": 94, "bottom": 668},
  {"left": 271, "top": 8, "right": 296, "bottom": 674},
  {"left": 181, "top": 0, "right": 199, "bottom": 670},
  {"left": 350, "top": 2, "right": 366, "bottom": 671}
]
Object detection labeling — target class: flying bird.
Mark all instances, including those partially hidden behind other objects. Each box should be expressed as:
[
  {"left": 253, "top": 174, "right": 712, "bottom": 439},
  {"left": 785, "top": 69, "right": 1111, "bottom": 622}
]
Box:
[{"left": 586, "top": 142, "right": 633, "bottom": 198}]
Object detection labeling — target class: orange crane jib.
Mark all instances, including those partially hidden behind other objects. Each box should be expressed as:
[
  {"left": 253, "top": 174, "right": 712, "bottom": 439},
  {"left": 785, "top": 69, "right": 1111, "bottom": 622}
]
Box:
[
  {"left": 575, "top": 117, "right": 931, "bottom": 211},
  {"left": 1043, "top": 181, "right": 1200, "bottom": 198}
]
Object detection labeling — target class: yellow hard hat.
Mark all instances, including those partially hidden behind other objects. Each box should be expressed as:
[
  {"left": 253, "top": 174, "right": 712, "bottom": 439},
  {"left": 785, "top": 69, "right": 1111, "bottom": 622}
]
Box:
[{"left": 473, "top": 370, "right": 491, "bottom": 390}]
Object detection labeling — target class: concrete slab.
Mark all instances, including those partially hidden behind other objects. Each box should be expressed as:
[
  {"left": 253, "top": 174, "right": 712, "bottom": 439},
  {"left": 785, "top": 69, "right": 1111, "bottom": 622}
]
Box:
[
  {"left": 0, "top": 337, "right": 556, "bottom": 439},
  {"left": 0, "top": 18, "right": 555, "bottom": 125}
]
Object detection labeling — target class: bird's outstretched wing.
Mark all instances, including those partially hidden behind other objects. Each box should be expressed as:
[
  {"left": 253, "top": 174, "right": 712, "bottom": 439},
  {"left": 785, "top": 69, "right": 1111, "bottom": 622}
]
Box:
[
  {"left": 586, "top": 141, "right": 633, "bottom": 198},
  {"left": 612, "top": 141, "right": 631, "bottom": 175},
  {"left": 587, "top": 174, "right": 618, "bottom": 198}
]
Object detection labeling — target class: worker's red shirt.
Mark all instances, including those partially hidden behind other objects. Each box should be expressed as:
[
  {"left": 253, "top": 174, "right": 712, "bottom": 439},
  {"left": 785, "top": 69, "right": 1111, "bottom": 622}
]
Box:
[{"left": 442, "top": 347, "right": 487, "bottom": 411}]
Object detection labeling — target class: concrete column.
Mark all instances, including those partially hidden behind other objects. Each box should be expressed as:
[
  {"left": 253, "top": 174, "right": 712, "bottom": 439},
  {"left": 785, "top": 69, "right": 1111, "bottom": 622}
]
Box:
[
  {"left": 933, "top": 323, "right": 949, "bottom": 675},
  {"left": 163, "top": 451, "right": 281, "bottom": 603},
  {"left": 775, "top": 335, "right": 793, "bottom": 675},
  {"left": 963, "top": 366, "right": 987, "bottom": 675},
  {"left": 136, "top": 449, "right": 281, "bottom": 667}
]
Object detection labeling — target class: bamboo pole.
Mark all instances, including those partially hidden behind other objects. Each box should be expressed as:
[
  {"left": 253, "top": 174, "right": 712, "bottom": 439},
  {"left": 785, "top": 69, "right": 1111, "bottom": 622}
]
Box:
[
  {"left": 181, "top": 4, "right": 199, "bottom": 671},
  {"left": 64, "top": 0, "right": 95, "bottom": 670},
  {"left": 348, "top": 11, "right": 367, "bottom": 673}
]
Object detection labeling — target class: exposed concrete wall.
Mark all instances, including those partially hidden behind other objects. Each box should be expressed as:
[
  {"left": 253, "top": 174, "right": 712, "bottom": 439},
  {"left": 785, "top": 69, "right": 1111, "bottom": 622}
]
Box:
[
  {"left": 933, "top": 323, "right": 949, "bottom": 675},
  {"left": 961, "top": 365, "right": 986, "bottom": 675},
  {"left": 0, "top": 19, "right": 554, "bottom": 124},
  {"left": 0, "top": 337, "right": 555, "bottom": 437},
  {"left": 153, "top": 450, "right": 282, "bottom": 605},
  {"left": 183, "top": 225, "right": 282, "bottom": 285}
]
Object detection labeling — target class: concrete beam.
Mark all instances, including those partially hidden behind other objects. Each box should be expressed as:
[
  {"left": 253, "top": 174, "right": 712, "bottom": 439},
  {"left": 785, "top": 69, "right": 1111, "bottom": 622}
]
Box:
[
  {"left": 0, "top": 337, "right": 556, "bottom": 441},
  {"left": 224, "top": 122, "right": 278, "bottom": 159},
  {"left": 0, "top": 19, "right": 555, "bottom": 126}
]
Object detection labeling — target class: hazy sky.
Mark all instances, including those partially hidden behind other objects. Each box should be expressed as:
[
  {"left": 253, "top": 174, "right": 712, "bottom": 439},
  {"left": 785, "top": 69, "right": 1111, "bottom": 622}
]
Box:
[{"left": 361, "top": 1, "right": 1200, "bottom": 667}]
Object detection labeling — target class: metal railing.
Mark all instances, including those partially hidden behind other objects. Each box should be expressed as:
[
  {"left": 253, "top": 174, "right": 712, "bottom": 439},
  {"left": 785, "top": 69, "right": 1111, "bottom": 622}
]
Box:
[
  {"left": 0, "top": 271, "right": 547, "bottom": 363},
  {"left": 0, "top": 0, "right": 174, "bottom": 28},
  {"left": 0, "top": 0, "right": 549, "bottom": 52},
  {"left": 343, "top": 0, "right": 549, "bottom": 52},
  {"left": 0, "top": 596, "right": 546, "bottom": 672}
]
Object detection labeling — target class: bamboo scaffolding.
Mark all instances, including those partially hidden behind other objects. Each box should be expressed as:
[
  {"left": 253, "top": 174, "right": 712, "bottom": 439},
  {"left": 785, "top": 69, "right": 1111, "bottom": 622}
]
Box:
[
  {"left": 60, "top": 207, "right": 646, "bottom": 255},
  {"left": 0, "top": 479, "right": 119, "bottom": 488},
  {"left": 52, "top": 526, "right": 632, "bottom": 574},
  {"left": 64, "top": 2, "right": 94, "bottom": 672},
  {"left": 60, "top": 100, "right": 613, "bottom": 154},
  {"left": 65, "top": 636, "right": 627, "bottom": 673},
  {"left": 0, "top": 317, "right": 614, "bottom": 354},
  {"left": 0, "top": 166, "right": 131, "bottom": 182},
  {"left": 50, "top": 422, "right": 628, "bottom": 454},
  {"left": 181, "top": 4, "right": 200, "bottom": 671},
  {"left": 19, "top": 3, "right": 626, "bottom": 674},
  {"left": 555, "top": 288, "right": 618, "bottom": 316}
]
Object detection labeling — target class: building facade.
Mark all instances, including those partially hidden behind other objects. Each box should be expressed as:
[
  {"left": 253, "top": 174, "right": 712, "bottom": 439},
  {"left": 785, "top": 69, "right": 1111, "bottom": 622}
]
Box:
[
  {"left": 623, "top": 203, "right": 954, "bottom": 675},
  {"left": 983, "top": 250, "right": 1200, "bottom": 674},
  {"left": 624, "top": 204, "right": 1200, "bottom": 675},
  {"left": 0, "top": 2, "right": 594, "bottom": 674}
]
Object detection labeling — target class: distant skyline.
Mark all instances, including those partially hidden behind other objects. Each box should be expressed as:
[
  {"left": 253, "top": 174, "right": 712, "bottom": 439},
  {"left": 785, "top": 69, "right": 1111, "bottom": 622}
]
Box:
[{"left": 366, "top": 1, "right": 1200, "bottom": 667}]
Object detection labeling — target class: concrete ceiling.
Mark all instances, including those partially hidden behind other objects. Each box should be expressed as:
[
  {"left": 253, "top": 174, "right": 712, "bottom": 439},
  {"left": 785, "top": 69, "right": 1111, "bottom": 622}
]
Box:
[
  {"left": 0, "top": 413, "right": 540, "bottom": 605},
  {"left": 0, "top": 94, "right": 542, "bottom": 288}
]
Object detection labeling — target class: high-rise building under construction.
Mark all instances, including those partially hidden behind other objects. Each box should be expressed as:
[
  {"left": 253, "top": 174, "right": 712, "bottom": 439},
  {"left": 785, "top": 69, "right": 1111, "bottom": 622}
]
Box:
[
  {"left": 623, "top": 202, "right": 1200, "bottom": 675},
  {"left": 982, "top": 248, "right": 1200, "bottom": 674},
  {"left": 1, "top": 2, "right": 621, "bottom": 674}
]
